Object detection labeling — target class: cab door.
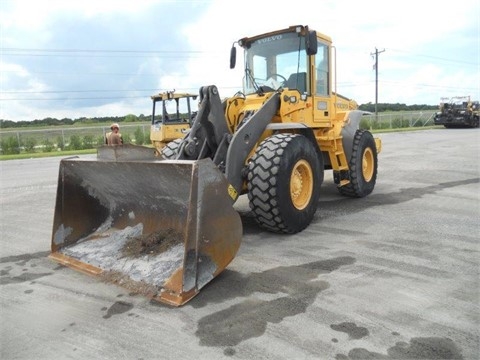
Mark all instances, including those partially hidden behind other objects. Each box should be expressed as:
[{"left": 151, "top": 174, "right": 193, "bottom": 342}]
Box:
[{"left": 313, "top": 41, "right": 333, "bottom": 126}]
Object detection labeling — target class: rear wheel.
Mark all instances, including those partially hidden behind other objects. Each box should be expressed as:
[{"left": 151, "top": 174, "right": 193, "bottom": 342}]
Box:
[
  {"left": 247, "top": 133, "right": 323, "bottom": 234},
  {"left": 338, "top": 129, "right": 378, "bottom": 197},
  {"left": 161, "top": 138, "right": 183, "bottom": 159}
]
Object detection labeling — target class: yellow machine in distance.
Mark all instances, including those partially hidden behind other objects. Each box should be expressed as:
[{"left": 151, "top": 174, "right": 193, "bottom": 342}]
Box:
[{"left": 149, "top": 90, "right": 198, "bottom": 155}]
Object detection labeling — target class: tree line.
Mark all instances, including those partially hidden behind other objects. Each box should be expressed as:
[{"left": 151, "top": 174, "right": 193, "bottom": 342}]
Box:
[
  {"left": 0, "top": 114, "right": 150, "bottom": 129},
  {"left": 358, "top": 102, "right": 437, "bottom": 112},
  {"left": 0, "top": 103, "right": 438, "bottom": 129}
]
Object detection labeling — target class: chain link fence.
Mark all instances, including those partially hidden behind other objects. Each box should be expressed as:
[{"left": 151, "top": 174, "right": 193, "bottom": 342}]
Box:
[
  {"left": 0, "top": 123, "right": 151, "bottom": 154},
  {"left": 1, "top": 112, "right": 436, "bottom": 155},
  {"left": 361, "top": 111, "right": 436, "bottom": 129}
]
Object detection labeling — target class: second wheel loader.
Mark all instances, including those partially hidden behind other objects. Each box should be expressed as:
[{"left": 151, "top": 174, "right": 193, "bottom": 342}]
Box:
[
  {"left": 50, "top": 25, "right": 382, "bottom": 306},
  {"left": 149, "top": 90, "right": 198, "bottom": 155}
]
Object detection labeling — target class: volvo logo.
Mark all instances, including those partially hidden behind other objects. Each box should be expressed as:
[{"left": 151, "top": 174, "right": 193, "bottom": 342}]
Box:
[{"left": 257, "top": 35, "right": 283, "bottom": 44}]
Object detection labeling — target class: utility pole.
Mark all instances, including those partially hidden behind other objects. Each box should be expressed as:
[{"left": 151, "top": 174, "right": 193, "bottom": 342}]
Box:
[{"left": 371, "top": 47, "right": 385, "bottom": 121}]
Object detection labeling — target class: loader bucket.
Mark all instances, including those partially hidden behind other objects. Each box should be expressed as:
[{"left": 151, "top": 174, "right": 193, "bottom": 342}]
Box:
[{"left": 49, "top": 154, "right": 242, "bottom": 306}]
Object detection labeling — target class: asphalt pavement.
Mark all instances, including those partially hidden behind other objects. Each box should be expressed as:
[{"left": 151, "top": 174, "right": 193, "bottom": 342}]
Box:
[{"left": 1, "top": 129, "right": 479, "bottom": 360}]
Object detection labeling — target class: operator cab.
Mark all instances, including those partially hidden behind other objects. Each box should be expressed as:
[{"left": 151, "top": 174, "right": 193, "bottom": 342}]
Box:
[{"left": 230, "top": 25, "right": 327, "bottom": 98}]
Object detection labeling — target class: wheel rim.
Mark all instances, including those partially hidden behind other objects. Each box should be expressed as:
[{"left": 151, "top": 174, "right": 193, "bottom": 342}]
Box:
[
  {"left": 290, "top": 159, "right": 314, "bottom": 210},
  {"left": 362, "top": 147, "right": 374, "bottom": 182}
]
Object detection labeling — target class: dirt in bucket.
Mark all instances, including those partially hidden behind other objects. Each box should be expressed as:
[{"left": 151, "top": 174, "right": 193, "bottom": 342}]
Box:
[{"left": 121, "top": 228, "right": 183, "bottom": 259}]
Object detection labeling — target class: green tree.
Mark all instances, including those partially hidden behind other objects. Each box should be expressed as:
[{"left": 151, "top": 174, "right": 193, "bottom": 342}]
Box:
[
  {"left": 359, "top": 118, "right": 372, "bottom": 130},
  {"left": 125, "top": 114, "right": 138, "bottom": 123},
  {"left": 56, "top": 136, "right": 65, "bottom": 150},
  {"left": 82, "top": 135, "right": 96, "bottom": 149},
  {"left": 134, "top": 126, "right": 145, "bottom": 145},
  {"left": 43, "top": 138, "right": 54, "bottom": 152},
  {"left": 97, "top": 135, "right": 105, "bottom": 146},
  {"left": 24, "top": 137, "right": 37, "bottom": 153},
  {"left": 68, "top": 135, "right": 83, "bottom": 150},
  {"left": 122, "top": 133, "right": 132, "bottom": 144},
  {"left": 391, "top": 118, "right": 410, "bottom": 128},
  {"left": 0, "top": 136, "right": 21, "bottom": 154}
]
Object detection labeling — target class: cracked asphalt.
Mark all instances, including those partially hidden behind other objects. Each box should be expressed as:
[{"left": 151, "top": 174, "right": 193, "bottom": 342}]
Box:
[{"left": 1, "top": 129, "right": 479, "bottom": 359}]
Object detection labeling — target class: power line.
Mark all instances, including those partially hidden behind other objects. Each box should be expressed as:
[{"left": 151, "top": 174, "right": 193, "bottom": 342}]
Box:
[
  {"left": 2, "top": 81, "right": 476, "bottom": 100},
  {"left": 386, "top": 48, "right": 477, "bottom": 66},
  {"left": 1, "top": 47, "right": 206, "bottom": 54},
  {"left": 0, "top": 47, "right": 221, "bottom": 59},
  {"left": 1, "top": 70, "right": 166, "bottom": 76},
  {"left": 0, "top": 96, "right": 147, "bottom": 101},
  {"left": 2, "top": 88, "right": 161, "bottom": 94},
  {"left": 1, "top": 53, "right": 213, "bottom": 59},
  {"left": 373, "top": 80, "right": 479, "bottom": 91},
  {"left": 0, "top": 86, "right": 241, "bottom": 101}
]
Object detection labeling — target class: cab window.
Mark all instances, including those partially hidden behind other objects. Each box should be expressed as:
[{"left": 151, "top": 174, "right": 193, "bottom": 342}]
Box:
[{"left": 316, "top": 43, "right": 329, "bottom": 96}]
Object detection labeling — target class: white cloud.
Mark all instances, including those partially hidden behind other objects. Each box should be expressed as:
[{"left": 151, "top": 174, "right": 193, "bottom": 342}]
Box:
[
  {"left": 1, "top": 0, "right": 162, "bottom": 28},
  {"left": 0, "top": 0, "right": 479, "bottom": 121},
  {"left": 180, "top": 0, "right": 479, "bottom": 106}
]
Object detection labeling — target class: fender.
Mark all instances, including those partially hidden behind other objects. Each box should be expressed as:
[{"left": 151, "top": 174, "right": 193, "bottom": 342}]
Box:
[
  {"left": 266, "top": 122, "right": 321, "bottom": 156},
  {"left": 341, "top": 110, "right": 371, "bottom": 161}
]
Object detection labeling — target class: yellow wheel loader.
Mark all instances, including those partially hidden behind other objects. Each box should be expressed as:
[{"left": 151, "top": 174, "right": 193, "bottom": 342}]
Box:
[
  {"left": 50, "top": 25, "right": 381, "bottom": 306},
  {"left": 149, "top": 90, "right": 198, "bottom": 155}
]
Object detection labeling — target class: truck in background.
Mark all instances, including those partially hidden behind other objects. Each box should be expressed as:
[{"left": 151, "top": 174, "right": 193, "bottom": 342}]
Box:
[{"left": 434, "top": 96, "right": 479, "bottom": 128}]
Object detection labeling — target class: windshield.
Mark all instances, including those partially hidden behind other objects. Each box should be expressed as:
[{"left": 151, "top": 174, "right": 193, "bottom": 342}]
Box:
[{"left": 243, "top": 32, "right": 308, "bottom": 94}]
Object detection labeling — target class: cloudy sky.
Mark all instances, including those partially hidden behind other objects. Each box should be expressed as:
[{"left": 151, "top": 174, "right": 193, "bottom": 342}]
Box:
[{"left": 1, "top": 0, "right": 479, "bottom": 122}]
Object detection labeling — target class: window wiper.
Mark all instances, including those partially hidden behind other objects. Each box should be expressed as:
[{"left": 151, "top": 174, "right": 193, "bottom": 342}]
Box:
[{"left": 245, "top": 68, "right": 261, "bottom": 94}]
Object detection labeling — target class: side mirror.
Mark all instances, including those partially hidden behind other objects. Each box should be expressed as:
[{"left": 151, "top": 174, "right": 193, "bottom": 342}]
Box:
[
  {"left": 230, "top": 45, "right": 237, "bottom": 69},
  {"left": 306, "top": 30, "right": 317, "bottom": 56}
]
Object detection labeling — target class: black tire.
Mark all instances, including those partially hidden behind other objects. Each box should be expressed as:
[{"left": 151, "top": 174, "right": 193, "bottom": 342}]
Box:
[
  {"left": 247, "top": 133, "right": 323, "bottom": 234},
  {"left": 161, "top": 138, "right": 183, "bottom": 159},
  {"left": 338, "top": 129, "right": 378, "bottom": 198}
]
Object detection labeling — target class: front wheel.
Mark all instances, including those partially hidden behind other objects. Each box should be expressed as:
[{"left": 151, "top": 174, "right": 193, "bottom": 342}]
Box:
[
  {"left": 247, "top": 133, "right": 323, "bottom": 234},
  {"left": 338, "top": 129, "right": 378, "bottom": 198},
  {"left": 161, "top": 138, "right": 183, "bottom": 159},
  {"left": 473, "top": 117, "right": 479, "bottom": 128}
]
